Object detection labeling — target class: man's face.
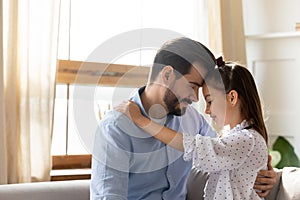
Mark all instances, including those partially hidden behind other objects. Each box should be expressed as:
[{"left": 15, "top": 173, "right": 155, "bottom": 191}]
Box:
[{"left": 163, "top": 63, "right": 207, "bottom": 116}]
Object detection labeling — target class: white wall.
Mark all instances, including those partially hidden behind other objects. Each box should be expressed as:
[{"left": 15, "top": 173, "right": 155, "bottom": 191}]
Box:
[{"left": 242, "top": 0, "right": 300, "bottom": 158}]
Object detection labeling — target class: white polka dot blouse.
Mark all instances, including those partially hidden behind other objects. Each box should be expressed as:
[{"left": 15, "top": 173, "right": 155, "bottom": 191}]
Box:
[{"left": 183, "top": 120, "right": 268, "bottom": 200}]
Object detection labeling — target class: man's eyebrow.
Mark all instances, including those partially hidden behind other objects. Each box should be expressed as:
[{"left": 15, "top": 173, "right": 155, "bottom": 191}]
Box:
[{"left": 189, "top": 81, "right": 202, "bottom": 87}]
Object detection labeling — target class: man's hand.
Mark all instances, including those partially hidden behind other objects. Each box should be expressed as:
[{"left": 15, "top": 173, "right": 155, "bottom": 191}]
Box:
[{"left": 254, "top": 155, "right": 277, "bottom": 197}]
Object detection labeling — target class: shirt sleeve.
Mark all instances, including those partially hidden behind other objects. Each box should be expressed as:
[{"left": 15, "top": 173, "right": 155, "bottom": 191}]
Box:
[
  {"left": 182, "top": 106, "right": 217, "bottom": 138},
  {"left": 90, "top": 115, "right": 131, "bottom": 200},
  {"left": 183, "top": 130, "right": 257, "bottom": 172},
  {"left": 198, "top": 114, "right": 217, "bottom": 138}
]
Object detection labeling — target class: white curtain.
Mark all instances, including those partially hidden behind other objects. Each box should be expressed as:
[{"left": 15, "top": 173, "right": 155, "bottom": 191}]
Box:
[
  {"left": 0, "top": 0, "right": 60, "bottom": 183},
  {"left": 208, "top": 0, "right": 246, "bottom": 64}
]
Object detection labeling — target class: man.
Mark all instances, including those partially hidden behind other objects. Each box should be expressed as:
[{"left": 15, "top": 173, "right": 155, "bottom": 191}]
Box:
[{"left": 91, "top": 37, "right": 276, "bottom": 199}]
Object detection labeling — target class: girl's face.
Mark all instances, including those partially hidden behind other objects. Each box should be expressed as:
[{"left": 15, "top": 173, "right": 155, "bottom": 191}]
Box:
[{"left": 202, "top": 83, "right": 230, "bottom": 129}]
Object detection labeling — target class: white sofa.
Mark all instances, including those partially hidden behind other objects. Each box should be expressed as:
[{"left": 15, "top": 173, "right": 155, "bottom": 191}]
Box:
[
  {"left": 0, "top": 167, "right": 299, "bottom": 200},
  {"left": 0, "top": 180, "right": 90, "bottom": 200}
]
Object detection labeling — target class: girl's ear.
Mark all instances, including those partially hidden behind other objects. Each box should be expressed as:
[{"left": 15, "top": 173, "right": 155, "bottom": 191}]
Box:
[
  {"left": 228, "top": 90, "right": 239, "bottom": 106},
  {"left": 161, "top": 65, "right": 175, "bottom": 85}
]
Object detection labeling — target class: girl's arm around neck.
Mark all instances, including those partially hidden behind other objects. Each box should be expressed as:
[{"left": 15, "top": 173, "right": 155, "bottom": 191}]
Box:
[
  {"left": 115, "top": 100, "right": 184, "bottom": 151},
  {"left": 135, "top": 116, "right": 184, "bottom": 151}
]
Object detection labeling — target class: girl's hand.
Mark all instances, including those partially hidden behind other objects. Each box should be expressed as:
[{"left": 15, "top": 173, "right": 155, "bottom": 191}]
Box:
[{"left": 115, "top": 100, "right": 143, "bottom": 123}]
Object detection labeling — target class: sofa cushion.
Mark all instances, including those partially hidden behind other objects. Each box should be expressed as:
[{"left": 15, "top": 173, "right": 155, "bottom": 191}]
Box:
[
  {"left": 186, "top": 167, "right": 208, "bottom": 200},
  {"left": 0, "top": 180, "right": 90, "bottom": 200},
  {"left": 277, "top": 167, "right": 300, "bottom": 200}
]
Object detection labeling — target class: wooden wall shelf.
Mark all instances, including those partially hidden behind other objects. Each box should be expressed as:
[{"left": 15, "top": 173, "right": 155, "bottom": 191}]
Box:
[{"left": 245, "top": 32, "right": 300, "bottom": 40}]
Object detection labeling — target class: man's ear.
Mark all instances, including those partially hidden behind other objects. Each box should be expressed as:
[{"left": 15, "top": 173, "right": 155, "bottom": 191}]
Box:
[
  {"left": 161, "top": 65, "right": 175, "bottom": 85},
  {"left": 228, "top": 90, "right": 238, "bottom": 106}
]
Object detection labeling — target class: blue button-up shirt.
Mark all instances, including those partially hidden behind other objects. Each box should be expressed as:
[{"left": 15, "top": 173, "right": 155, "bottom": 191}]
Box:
[{"left": 91, "top": 87, "right": 216, "bottom": 200}]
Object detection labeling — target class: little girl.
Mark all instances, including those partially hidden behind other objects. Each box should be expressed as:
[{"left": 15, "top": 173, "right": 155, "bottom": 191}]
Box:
[{"left": 117, "top": 61, "right": 268, "bottom": 199}]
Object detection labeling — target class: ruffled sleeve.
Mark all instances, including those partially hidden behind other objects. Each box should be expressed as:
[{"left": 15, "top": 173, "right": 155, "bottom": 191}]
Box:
[
  {"left": 182, "top": 129, "right": 261, "bottom": 172},
  {"left": 182, "top": 133, "right": 216, "bottom": 162}
]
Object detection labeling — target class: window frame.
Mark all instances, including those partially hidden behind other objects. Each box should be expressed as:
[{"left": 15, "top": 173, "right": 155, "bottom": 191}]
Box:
[{"left": 51, "top": 60, "right": 149, "bottom": 180}]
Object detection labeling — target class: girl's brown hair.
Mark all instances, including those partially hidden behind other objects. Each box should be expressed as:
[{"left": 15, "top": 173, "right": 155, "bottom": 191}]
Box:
[{"left": 205, "top": 62, "right": 268, "bottom": 144}]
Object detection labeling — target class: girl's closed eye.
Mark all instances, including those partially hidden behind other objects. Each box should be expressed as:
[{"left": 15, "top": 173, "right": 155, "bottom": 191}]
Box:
[
  {"left": 206, "top": 100, "right": 212, "bottom": 105},
  {"left": 205, "top": 97, "right": 213, "bottom": 106}
]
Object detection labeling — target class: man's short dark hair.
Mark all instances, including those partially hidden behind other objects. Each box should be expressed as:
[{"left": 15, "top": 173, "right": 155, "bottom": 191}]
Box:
[{"left": 149, "top": 37, "right": 216, "bottom": 82}]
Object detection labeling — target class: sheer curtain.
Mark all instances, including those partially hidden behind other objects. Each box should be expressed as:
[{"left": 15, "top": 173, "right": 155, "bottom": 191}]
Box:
[
  {"left": 207, "top": 0, "right": 246, "bottom": 64},
  {"left": 0, "top": 0, "right": 60, "bottom": 183}
]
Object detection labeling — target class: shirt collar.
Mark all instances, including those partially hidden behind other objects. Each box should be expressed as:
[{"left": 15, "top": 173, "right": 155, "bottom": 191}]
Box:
[
  {"left": 130, "top": 86, "right": 172, "bottom": 125},
  {"left": 221, "top": 119, "right": 251, "bottom": 137},
  {"left": 130, "top": 86, "right": 148, "bottom": 117}
]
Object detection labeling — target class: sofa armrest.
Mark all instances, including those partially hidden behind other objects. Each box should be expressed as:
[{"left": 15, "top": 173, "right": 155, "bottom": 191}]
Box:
[{"left": 276, "top": 167, "right": 300, "bottom": 200}]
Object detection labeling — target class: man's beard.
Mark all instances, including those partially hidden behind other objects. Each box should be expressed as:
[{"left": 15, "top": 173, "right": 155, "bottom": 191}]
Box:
[{"left": 163, "top": 88, "right": 192, "bottom": 116}]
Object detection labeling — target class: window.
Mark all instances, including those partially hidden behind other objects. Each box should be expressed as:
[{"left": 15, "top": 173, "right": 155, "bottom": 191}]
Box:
[
  {"left": 57, "top": 0, "right": 209, "bottom": 63},
  {"left": 51, "top": 0, "right": 209, "bottom": 179},
  {"left": 51, "top": 60, "right": 149, "bottom": 180}
]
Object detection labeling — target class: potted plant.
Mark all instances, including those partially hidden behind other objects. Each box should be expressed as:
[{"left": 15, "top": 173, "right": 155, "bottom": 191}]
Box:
[{"left": 269, "top": 136, "right": 300, "bottom": 169}]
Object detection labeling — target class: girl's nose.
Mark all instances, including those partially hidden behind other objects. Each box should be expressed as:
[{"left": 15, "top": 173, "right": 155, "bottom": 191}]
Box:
[{"left": 204, "top": 106, "right": 210, "bottom": 115}]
